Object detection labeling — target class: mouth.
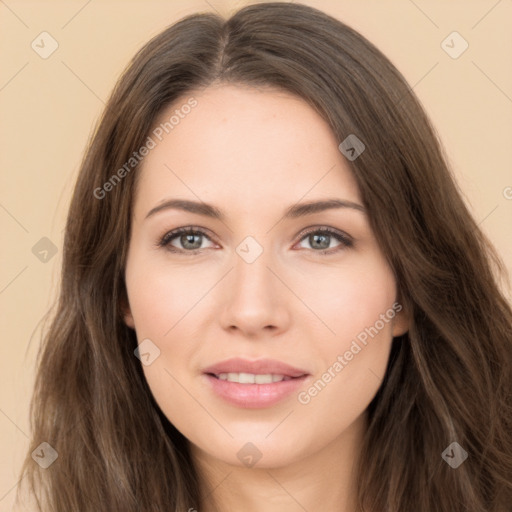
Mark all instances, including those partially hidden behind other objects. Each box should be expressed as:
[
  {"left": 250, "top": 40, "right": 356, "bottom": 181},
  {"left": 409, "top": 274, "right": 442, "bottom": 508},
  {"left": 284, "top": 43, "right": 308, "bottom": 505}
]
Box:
[
  {"left": 201, "top": 358, "right": 311, "bottom": 408},
  {"left": 201, "top": 357, "right": 310, "bottom": 379},
  {"left": 206, "top": 372, "right": 305, "bottom": 384}
]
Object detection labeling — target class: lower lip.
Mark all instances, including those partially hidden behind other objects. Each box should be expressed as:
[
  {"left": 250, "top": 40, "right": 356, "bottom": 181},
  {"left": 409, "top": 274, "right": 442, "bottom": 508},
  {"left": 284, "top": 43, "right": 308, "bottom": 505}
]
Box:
[{"left": 203, "top": 374, "right": 309, "bottom": 408}]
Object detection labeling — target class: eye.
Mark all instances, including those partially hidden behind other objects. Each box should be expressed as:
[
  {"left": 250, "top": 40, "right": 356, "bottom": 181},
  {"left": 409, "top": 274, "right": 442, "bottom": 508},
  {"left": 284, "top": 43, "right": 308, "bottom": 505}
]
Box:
[
  {"left": 157, "top": 225, "right": 353, "bottom": 255},
  {"left": 294, "top": 226, "right": 353, "bottom": 254},
  {"left": 157, "top": 227, "right": 216, "bottom": 254}
]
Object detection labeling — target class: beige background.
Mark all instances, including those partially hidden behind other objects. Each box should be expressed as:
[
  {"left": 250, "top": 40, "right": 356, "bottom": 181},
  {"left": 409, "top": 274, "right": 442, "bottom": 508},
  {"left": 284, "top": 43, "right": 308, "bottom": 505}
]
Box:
[{"left": 1, "top": 0, "right": 511, "bottom": 509}]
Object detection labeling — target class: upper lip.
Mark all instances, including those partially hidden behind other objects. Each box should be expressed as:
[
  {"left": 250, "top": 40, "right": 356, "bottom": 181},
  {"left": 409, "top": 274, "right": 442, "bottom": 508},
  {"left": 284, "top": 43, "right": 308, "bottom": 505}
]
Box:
[{"left": 202, "top": 358, "right": 310, "bottom": 378}]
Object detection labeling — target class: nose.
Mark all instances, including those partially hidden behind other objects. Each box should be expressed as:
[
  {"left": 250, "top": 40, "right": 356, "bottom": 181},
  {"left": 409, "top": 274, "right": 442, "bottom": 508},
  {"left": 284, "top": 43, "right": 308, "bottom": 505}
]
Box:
[{"left": 219, "top": 245, "right": 291, "bottom": 337}]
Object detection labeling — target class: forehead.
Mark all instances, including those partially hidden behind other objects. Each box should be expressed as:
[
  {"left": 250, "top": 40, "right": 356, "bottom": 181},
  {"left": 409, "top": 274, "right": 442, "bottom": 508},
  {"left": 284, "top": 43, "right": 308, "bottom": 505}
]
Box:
[{"left": 133, "top": 84, "right": 361, "bottom": 216}]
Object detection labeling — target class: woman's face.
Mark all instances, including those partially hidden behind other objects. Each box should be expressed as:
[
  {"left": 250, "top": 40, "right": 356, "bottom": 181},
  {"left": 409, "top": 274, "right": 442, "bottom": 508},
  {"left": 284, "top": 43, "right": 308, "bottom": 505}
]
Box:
[{"left": 123, "top": 83, "right": 409, "bottom": 469}]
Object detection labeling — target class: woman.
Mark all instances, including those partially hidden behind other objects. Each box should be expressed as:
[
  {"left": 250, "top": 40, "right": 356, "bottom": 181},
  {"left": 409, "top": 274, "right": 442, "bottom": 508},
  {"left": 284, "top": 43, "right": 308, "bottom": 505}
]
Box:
[{"left": 17, "top": 2, "right": 512, "bottom": 511}]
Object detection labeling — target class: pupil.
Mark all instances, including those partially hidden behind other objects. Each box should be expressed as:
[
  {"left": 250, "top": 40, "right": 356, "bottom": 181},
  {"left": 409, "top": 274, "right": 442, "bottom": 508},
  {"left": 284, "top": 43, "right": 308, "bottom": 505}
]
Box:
[
  {"left": 182, "top": 234, "right": 201, "bottom": 249},
  {"left": 311, "top": 234, "right": 329, "bottom": 249}
]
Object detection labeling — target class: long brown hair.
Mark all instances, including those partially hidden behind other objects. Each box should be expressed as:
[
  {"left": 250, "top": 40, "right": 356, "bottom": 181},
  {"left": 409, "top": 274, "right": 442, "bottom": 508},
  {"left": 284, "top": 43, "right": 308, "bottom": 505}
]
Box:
[{"left": 17, "top": 2, "right": 512, "bottom": 511}]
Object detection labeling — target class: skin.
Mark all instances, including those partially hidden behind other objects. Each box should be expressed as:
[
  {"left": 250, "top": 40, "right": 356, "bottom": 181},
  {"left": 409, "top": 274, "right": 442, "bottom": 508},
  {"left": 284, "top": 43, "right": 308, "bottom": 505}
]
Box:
[{"left": 123, "top": 83, "right": 410, "bottom": 512}]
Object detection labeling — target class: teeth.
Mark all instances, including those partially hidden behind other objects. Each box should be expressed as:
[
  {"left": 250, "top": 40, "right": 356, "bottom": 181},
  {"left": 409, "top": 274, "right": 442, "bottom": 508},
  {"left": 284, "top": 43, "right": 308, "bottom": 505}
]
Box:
[{"left": 216, "top": 372, "right": 292, "bottom": 384}]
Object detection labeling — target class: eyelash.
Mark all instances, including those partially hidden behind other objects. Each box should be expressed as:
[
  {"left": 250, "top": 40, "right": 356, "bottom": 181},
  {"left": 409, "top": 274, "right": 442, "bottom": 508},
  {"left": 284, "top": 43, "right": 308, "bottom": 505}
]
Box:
[{"left": 156, "top": 225, "right": 354, "bottom": 255}]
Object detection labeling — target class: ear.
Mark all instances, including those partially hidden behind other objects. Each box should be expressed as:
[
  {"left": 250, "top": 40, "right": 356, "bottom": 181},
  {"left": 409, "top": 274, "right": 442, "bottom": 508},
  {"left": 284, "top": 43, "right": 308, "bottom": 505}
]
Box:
[
  {"left": 391, "top": 302, "right": 411, "bottom": 337},
  {"left": 120, "top": 292, "right": 135, "bottom": 329}
]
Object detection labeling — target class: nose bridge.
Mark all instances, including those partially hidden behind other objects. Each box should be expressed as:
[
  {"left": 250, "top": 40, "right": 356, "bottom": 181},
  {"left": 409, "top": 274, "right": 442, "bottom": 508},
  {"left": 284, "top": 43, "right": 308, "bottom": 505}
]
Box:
[
  {"left": 219, "top": 233, "right": 290, "bottom": 334},
  {"left": 232, "top": 233, "right": 276, "bottom": 300}
]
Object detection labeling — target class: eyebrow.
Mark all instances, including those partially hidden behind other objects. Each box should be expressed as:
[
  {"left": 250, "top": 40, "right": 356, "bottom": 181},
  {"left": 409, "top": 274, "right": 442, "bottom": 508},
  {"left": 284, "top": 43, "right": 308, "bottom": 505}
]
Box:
[{"left": 145, "top": 197, "right": 365, "bottom": 221}]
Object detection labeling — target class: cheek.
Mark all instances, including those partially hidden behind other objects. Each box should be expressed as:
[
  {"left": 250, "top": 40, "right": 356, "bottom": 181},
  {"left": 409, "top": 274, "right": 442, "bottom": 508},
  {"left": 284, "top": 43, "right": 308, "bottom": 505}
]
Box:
[
  {"left": 300, "top": 256, "right": 397, "bottom": 344},
  {"left": 125, "top": 255, "right": 204, "bottom": 429},
  {"left": 125, "top": 253, "right": 208, "bottom": 337},
  {"left": 125, "top": 250, "right": 209, "bottom": 384},
  {"left": 298, "top": 256, "right": 398, "bottom": 406}
]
